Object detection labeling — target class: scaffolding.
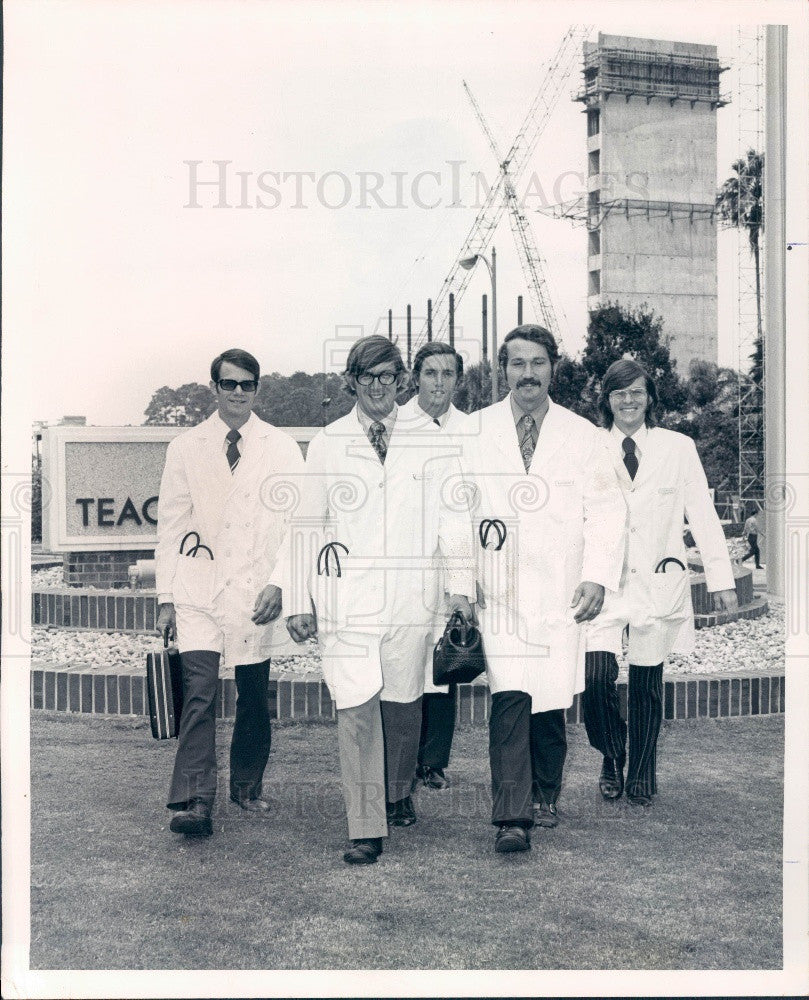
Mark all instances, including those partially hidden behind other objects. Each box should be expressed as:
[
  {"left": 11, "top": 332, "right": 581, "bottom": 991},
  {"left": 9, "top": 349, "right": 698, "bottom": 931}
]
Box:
[
  {"left": 575, "top": 43, "right": 729, "bottom": 107},
  {"left": 539, "top": 195, "right": 717, "bottom": 231}
]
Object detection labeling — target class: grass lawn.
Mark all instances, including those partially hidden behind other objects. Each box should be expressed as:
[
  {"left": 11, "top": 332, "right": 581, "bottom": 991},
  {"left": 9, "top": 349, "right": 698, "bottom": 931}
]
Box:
[{"left": 30, "top": 712, "right": 782, "bottom": 970}]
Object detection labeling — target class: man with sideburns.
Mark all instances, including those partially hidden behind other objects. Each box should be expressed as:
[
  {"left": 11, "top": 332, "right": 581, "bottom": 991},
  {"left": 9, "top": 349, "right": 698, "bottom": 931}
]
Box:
[{"left": 156, "top": 348, "right": 304, "bottom": 838}]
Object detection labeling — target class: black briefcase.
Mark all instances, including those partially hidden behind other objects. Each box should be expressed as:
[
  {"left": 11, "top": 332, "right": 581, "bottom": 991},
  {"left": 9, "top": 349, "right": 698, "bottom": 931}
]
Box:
[
  {"left": 146, "top": 638, "right": 184, "bottom": 740},
  {"left": 433, "top": 611, "right": 487, "bottom": 686}
]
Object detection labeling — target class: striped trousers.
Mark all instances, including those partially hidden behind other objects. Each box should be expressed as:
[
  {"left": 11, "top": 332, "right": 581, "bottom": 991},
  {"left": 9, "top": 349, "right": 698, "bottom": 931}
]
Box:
[{"left": 582, "top": 650, "right": 664, "bottom": 799}]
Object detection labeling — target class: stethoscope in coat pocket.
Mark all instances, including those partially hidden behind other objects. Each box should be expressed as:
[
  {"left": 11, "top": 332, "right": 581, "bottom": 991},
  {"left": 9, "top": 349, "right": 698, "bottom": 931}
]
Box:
[
  {"left": 479, "top": 518, "right": 507, "bottom": 551},
  {"left": 180, "top": 531, "right": 214, "bottom": 560},
  {"left": 317, "top": 541, "right": 349, "bottom": 577},
  {"left": 655, "top": 557, "right": 685, "bottom": 573}
]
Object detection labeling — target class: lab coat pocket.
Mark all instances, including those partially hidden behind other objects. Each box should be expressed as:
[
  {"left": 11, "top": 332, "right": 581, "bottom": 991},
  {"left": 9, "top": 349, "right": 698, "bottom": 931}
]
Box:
[
  {"left": 173, "top": 557, "right": 216, "bottom": 609},
  {"left": 650, "top": 566, "right": 689, "bottom": 622}
]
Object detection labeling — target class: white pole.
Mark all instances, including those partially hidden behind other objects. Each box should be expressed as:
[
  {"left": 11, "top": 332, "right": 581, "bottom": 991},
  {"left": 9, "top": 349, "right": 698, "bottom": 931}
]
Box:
[{"left": 764, "top": 25, "right": 787, "bottom": 599}]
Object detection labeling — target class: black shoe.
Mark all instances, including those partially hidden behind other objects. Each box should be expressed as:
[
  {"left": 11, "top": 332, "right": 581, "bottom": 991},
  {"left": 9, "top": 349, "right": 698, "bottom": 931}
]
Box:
[
  {"left": 494, "top": 824, "right": 530, "bottom": 853},
  {"left": 386, "top": 796, "right": 417, "bottom": 827},
  {"left": 627, "top": 793, "right": 653, "bottom": 808},
  {"left": 417, "top": 766, "right": 449, "bottom": 790},
  {"left": 533, "top": 801, "right": 559, "bottom": 828},
  {"left": 230, "top": 795, "right": 272, "bottom": 813},
  {"left": 343, "top": 837, "right": 383, "bottom": 865},
  {"left": 599, "top": 756, "right": 625, "bottom": 800},
  {"left": 169, "top": 798, "right": 213, "bottom": 837}
]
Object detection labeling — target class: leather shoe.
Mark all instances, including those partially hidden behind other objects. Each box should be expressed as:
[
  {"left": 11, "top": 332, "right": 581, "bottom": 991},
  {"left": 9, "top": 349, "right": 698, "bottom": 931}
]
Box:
[
  {"left": 533, "top": 801, "right": 559, "bottom": 828},
  {"left": 495, "top": 824, "right": 530, "bottom": 853},
  {"left": 169, "top": 799, "right": 212, "bottom": 837},
  {"left": 599, "top": 756, "right": 625, "bottom": 800},
  {"left": 627, "top": 793, "right": 653, "bottom": 808},
  {"left": 343, "top": 837, "right": 383, "bottom": 865},
  {"left": 230, "top": 795, "right": 272, "bottom": 813},
  {"left": 386, "top": 796, "right": 417, "bottom": 827},
  {"left": 416, "top": 765, "right": 449, "bottom": 790}
]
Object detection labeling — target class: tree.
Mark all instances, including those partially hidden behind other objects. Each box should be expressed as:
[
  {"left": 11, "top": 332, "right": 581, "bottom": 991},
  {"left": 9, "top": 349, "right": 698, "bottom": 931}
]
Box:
[
  {"left": 716, "top": 149, "right": 764, "bottom": 363},
  {"left": 452, "top": 361, "right": 492, "bottom": 413},
  {"left": 144, "top": 383, "right": 215, "bottom": 425}
]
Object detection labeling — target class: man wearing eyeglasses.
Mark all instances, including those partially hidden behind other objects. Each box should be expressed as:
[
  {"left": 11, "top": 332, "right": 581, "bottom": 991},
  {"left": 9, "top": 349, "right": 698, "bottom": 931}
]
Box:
[
  {"left": 155, "top": 348, "right": 305, "bottom": 838},
  {"left": 279, "top": 335, "right": 475, "bottom": 865},
  {"left": 583, "top": 359, "right": 737, "bottom": 808}
]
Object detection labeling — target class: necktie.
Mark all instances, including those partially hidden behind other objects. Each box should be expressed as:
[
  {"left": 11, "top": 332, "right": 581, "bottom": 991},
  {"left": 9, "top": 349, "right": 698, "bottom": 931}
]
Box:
[
  {"left": 519, "top": 413, "right": 536, "bottom": 473},
  {"left": 368, "top": 421, "right": 387, "bottom": 464},
  {"left": 433, "top": 418, "right": 441, "bottom": 427},
  {"left": 226, "top": 428, "right": 241, "bottom": 474},
  {"left": 622, "top": 436, "right": 638, "bottom": 480}
]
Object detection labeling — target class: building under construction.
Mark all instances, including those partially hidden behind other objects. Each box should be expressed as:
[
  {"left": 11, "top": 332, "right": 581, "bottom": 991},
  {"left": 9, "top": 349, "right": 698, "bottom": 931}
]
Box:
[{"left": 575, "top": 33, "right": 727, "bottom": 375}]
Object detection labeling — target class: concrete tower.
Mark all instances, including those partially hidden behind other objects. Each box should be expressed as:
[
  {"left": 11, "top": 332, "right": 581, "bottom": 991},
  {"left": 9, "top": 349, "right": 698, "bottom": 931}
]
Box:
[{"left": 576, "top": 34, "right": 727, "bottom": 375}]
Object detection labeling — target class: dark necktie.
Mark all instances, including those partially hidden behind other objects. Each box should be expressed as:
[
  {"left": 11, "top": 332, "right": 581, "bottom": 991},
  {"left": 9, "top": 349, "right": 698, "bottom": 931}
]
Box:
[
  {"left": 368, "top": 421, "right": 387, "bottom": 464},
  {"left": 519, "top": 414, "right": 536, "bottom": 473},
  {"left": 226, "top": 428, "right": 241, "bottom": 474},
  {"left": 622, "top": 436, "right": 638, "bottom": 480},
  {"left": 433, "top": 417, "right": 441, "bottom": 427}
]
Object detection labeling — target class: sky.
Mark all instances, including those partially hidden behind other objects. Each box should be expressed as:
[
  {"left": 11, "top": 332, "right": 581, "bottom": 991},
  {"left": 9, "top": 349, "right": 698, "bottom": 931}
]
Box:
[{"left": 0, "top": 0, "right": 795, "bottom": 426}]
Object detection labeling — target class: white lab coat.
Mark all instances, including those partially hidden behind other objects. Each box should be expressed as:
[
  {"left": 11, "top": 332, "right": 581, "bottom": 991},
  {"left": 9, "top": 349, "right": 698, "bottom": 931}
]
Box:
[
  {"left": 586, "top": 426, "right": 735, "bottom": 665},
  {"left": 279, "top": 404, "right": 476, "bottom": 710},
  {"left": 155, "top": 411, "right": 305, "bottom": 665},
  {"left": 462, "top": 397, "right": 626, "bottom": 712}
]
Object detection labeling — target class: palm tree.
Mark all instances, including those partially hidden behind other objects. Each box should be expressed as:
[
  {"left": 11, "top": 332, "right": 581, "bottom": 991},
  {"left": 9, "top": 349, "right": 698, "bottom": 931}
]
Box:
[{"left": 716, "top": 149, "right": 764, "bottom": 359}]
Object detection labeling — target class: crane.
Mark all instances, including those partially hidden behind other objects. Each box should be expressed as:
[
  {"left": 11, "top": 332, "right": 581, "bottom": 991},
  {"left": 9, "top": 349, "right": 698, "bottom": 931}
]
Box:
[
  {"left": 462, "top": 79, "right": 564, "bottom": 345},
  {"left": 415, "top": 24, "right": 590, "bottom": 350}
]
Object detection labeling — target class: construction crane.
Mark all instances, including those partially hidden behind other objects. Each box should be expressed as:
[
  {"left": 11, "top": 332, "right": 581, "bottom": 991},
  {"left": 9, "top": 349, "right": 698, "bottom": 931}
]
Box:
[
  {"left": 462, "top": 79, "right": 563, "bottom": 344},
  {"left": 414, "top": 24, "right": 590, "bottom": 350}
]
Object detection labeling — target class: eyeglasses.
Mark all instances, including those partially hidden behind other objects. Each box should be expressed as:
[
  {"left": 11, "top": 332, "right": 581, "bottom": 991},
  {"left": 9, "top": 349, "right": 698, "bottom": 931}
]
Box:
[
  {"left": 218, "top": 379, "right": 258, "bottom": 392},
  {"left": 609, "top": 388, "right": 647, "bottom": 402},
  {"left": 356, "top": 371, "right": 398, "bottom": 386}
]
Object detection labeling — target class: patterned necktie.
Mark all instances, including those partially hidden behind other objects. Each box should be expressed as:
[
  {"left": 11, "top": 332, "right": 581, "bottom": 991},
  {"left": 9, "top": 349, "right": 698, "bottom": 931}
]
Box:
[
  {"left": 519, "top": 413, "right": 536, "bottom": 473},
  {"left": 622, "top": 436, "right": 638, "bottom": 480},
  {"left": 226, "top": 428, "right": 241, "bottom": 474},
  {"left": 368, "top": 421, "right": 387, "bottom": 464}
]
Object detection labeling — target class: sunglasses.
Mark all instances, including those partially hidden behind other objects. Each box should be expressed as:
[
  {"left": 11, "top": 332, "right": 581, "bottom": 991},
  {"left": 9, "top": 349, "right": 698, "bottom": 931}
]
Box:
[{"left": 218, "top": 379, "right": 258, "bottom": 392}]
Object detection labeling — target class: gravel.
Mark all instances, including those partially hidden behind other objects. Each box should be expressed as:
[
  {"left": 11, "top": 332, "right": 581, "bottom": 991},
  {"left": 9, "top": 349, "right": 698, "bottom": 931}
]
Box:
[{"left": 31, "top": 603, "right": 783, "bottom": 679}]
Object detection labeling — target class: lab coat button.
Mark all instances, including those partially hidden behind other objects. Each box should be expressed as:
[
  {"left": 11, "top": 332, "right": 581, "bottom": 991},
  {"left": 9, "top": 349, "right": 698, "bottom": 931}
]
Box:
[
  {"left": 631, "top": 568, "right": 636, "bottom": 574},
  {"left": 631, "top": 527, "right": 636, "bottom": 533}
]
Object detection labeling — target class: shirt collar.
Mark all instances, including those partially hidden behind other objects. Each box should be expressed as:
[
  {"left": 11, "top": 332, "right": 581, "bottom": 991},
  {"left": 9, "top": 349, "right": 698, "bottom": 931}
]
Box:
[
  {"left": 356, "top": 403, "right": 397, "bottom": 436},
  {"left": 611, "top": 422, "right": 648, "bottom": 450},
  {"left": 215, "top": 410, "right": 256, "bottom": 444},
  {"left": 509, "top": 393, "right": 549, "bottom": 427},
  {"left": 415, "top": 399, "right": 448, "bottom": 427}
]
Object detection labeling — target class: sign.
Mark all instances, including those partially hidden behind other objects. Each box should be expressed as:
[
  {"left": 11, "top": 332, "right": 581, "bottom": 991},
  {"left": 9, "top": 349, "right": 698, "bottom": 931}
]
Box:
[{"left": 41, "top": 424, "right": 314, "bottom": 552}]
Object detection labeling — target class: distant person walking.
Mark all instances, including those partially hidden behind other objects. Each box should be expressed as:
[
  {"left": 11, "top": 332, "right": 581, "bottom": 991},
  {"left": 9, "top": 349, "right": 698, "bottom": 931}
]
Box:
[{"left": 742, "top": 509, "right": 762, "bottom": 569}]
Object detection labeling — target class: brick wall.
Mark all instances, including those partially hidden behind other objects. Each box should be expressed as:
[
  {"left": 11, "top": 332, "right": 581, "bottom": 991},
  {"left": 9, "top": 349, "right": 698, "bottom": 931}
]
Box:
[{"left": 63, "top": 550, "right": 153, "bottom": 588}]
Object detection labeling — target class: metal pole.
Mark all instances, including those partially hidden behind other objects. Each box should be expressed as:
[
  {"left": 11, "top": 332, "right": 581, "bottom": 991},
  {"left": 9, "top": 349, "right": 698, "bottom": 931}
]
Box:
[
  {"left": 427, "top": 299, "right": 432, "bottom": 342},
  {"left": 517, "top": 294, "right": 523, "bottom": 326},
  {"left": 406, "top": 304, "right": 412, "bottom": 367},
  {"left": 449, "top": 293, "right": 455, "bottom": 349},
  {"left": 491, "top": 247, "right": 498, "bottom": 404},
  {"left": 764, "top": 25, "right": 787, "bottom": 599},
  {"left": 482, "top": 293, "right": 488, "bottom": 363},
  {"left": 388, "top": 309, "right": 392, "bottom": 341}
]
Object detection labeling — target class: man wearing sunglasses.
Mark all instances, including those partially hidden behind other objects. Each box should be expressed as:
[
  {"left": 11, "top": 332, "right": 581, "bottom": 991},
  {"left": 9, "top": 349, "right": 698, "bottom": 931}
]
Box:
[
  {"left": 583, "top": 359, "right": 737, "bottom": 809},
  {"left": 279, "top": 335, "right": 475, "bottom": 865},
  {"left": 155, "top": 348, "right": 305, "bottom": 838}
]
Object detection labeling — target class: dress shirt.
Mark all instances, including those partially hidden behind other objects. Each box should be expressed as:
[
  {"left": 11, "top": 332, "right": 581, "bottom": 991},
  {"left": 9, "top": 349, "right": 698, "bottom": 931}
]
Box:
[
  {"left": 414, "top": 400, "right": 449, "bottom": 428},
  {"left": 609, "top": 422, "right": 648, "bottom": 463},
  {"left": 217, "top": 410, "right": 258, "bottom": 461},
  {"left": 356, "top": 403, "right": 398, "bottom": 451},
  {"left": 509, "top": 393, "right": 549, "bottom": 445}
]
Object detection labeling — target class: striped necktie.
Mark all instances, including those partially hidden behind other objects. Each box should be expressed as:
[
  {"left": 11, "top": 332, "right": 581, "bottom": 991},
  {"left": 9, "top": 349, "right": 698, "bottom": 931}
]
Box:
[
  {"left": 226, "top": 429, "right": 241, "bottom": 474},
  {"left": 368, "top": 421, "right": 387, "bottom": 464},
  {"left": 519, "top": 414, "right": 536, "bottom": 473},
  {"left": 622, "top": 436, "right": 638, "bottom": 480}
]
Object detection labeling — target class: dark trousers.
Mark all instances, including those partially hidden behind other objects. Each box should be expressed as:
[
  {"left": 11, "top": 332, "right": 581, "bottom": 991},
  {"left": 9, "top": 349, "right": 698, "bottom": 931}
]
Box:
[
  {"left": 167, "top": 650, "right": 271, "bottom": 810},
  {"left": 489, "top": 690, "right": 567, "bottom": 828},
  {"left": 380, "top": 697, "right": 423, "bottom": 803},
  {"left": 417, "top": 688, "right": 457, "bottom": 771},
  {"left": 582, "top": 650, "right": 663, "bottom": 799},
  {"left": 743, "top": 533, "right": 761, "bottom": 568}
]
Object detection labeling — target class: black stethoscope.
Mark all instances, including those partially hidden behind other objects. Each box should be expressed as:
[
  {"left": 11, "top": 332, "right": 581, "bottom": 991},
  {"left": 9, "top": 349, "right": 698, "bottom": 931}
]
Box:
[
  {"left": 317, "top": 542, "right": 349, "bottom": 577},
  {"left": 479, "top": 518, "right": 507, "bottom": 551},
  {"left": 179, "top": 531, "right": 214, "bottom": 560},
  {"left": 655, "top": 557, "right": 686, "bottom": 573}
]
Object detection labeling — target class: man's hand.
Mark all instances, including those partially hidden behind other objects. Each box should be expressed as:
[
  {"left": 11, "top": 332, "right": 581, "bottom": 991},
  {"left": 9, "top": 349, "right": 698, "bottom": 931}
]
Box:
[
  {"left": 286, "top": 613, "right": 317, "bottom": 643},
  {"left": 570, "top": 581, "right": 605, "bottom": 623},
  {"left": 475, "top": 580, "right": 487, "bottom": 610},
  {"left": 156, "top": 602, "right": 176, "bottom": 644},
  {"left": 252, "top": 584, "right": 282, "bottom": 625},
  {"left": 713, "top": 588, "right": 738, "bottom": 614},
  {"left": 447, "top": 594, "right": 474, "bottom": 624}
]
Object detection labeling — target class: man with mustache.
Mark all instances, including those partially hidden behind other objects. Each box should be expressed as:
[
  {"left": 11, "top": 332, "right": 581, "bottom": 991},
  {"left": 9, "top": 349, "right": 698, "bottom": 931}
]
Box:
[{"left": 463, "top": 326, "right": 626, "bottom": 853}]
